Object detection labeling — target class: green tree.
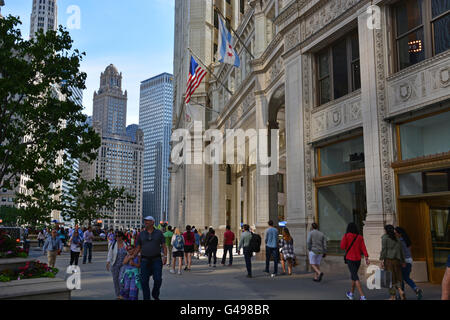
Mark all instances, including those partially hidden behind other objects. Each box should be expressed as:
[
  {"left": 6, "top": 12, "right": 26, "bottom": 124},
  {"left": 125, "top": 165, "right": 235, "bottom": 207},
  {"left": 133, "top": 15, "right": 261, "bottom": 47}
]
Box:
[
  {"left": 61, "top": 172, "right": 135, "bottom": 226},
  {"left": 0, "top": 206, "right": 21, "bottom": 226},
  {"left": 0, "top": 16, "right": 100, "bottom": 192},
  {"left": 0, "top": 16, "right": 101, "bottom": 225}
]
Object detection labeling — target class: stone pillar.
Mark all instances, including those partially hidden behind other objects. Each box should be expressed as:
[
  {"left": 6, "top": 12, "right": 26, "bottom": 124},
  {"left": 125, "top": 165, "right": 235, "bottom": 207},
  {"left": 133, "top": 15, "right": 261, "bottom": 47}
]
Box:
[
  {"left": 254, "top": 93, "right": 270, "bottom": 236},
  {"left": 168, "top": 166, "right": 178, "bottom": 227},
  {"left": 254, "top": 11, "right": 267, "bottom": 58},
  {"left": 284, "top": 51, "right": 308, "bottom": 256},
  {"left": 211, "top": 164, "right": 226, "bottom": 230},
  {"left": 358, "top": 11, "right": 388, "bottom": 260}
]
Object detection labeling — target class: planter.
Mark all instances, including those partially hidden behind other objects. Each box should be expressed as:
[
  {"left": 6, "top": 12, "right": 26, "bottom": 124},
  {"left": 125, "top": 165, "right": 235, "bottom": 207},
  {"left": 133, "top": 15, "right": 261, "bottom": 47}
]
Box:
[
  {"left": 0, "top": 277, "right": 71, "bottom": 300},
  {"left": 0, "top": 257, "right": 36, "bottom": 273}
]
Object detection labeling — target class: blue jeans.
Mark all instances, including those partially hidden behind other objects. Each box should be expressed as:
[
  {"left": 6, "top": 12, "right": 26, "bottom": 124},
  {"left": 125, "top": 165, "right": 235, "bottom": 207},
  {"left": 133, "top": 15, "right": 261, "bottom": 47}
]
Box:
[
  {"left": 83, "top": 242, "right": 92, "bottom": 263},
  {"left": 221, "top": 244, "right": 233, "bottom": 265},
  {"left": 140, "top": 257, "right": 163, "bottom": 300},
  {"left": 265, "top": 246, "right": 279, "bottom": 274},
  {"left": 401, "top": 263, "right": 417, "bottom": 291},
  {"left": 243, "top": 248, "right": 252, "bottom": 276}
]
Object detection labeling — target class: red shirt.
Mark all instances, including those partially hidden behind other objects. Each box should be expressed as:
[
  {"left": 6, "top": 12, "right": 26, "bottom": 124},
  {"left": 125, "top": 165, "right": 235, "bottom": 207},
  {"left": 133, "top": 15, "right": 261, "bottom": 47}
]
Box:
[
  {"left": 183, "top": 232, "right": 195, "bottom": 246},
  {"left": 223, "top": 230, "right": 235, "bottom": 246},
  {"left": 340, "top": 233, "right": 368, "bottom": 262}
]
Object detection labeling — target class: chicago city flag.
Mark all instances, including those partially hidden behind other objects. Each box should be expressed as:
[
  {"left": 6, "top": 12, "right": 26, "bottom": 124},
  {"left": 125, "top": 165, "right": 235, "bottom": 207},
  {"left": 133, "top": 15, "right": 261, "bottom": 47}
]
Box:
[{"left": 218, "top": 16, "right": 240, "bottom": 68}]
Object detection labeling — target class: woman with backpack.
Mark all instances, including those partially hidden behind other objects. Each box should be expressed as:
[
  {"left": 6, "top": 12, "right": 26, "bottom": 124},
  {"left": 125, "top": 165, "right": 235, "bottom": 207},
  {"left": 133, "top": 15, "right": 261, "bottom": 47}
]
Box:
[
  {"left": 394, "top": 227, "right": 423, "bottom": 299},
  {"left": 171, "top": 228, "right": 184, "bottom": 275},
  {"left": 183, "top": 225, "right": 195, "bottom": 271},
  {"left": 340, "top": 222, "right": 370, "bottom": 300},
  {"left": 381, "top": 225, "right": 406, "bottom": 300}
]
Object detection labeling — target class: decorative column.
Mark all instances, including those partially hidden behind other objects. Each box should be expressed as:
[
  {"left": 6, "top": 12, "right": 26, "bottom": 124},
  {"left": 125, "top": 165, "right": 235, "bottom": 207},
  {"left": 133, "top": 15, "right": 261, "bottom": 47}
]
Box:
[
  {"left": 358, "top": 10, "right": 394, "bottom": 260},
  {"left": 211, "top": 164, "right": 226, "bottom": 230},
  {"left": 284, "top": 51, "right": 308, "bottom": 257}
]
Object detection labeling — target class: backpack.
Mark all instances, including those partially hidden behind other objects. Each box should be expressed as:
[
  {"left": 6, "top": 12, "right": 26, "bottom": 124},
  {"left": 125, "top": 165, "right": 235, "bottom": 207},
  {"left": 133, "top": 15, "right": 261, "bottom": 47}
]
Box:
[
  {"left": 249, "top": 233, "right": 261, "bottom": 253},
  {"left": 174, "top": 235, "right": 184, "bottom": 250}
]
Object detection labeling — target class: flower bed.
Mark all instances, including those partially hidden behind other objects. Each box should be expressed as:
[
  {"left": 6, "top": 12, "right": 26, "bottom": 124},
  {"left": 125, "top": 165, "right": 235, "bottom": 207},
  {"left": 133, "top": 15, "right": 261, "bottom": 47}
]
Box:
[
  {"left": 0, "top": 260, "right": 58, "bottom": 282},
  {"left": 0, "top": 231, "right": 28, "bottom": 259}
]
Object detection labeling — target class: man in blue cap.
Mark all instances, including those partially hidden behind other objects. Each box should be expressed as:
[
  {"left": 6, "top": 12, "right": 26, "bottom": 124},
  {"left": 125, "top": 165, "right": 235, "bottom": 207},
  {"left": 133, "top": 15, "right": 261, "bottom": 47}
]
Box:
[{"left": 136, "top": 216, "right": 167, "bottom": 300}]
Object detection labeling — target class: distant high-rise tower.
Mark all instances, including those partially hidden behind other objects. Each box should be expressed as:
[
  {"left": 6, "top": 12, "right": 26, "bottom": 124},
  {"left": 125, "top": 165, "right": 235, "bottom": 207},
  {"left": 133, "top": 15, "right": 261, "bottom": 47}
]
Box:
[
  {"left": 30, "top": 0, "right": 57, "bottom": 38},
  {"left": 80, "top": 65, "right": 144, "bottom": 231},
  {"left": 93, "top": 64, "right": 128, "bottom": 137},
  {"left": 139, "top": 73, "right": 173, "bottom": 223},
  {"left": 0, "top": 0, "right": 5, "bottom": 19}
]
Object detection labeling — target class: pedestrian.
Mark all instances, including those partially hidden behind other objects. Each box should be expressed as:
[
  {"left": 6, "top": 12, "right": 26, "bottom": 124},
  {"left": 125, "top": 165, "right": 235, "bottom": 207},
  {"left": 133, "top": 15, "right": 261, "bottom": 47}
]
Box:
[
  {"left": 183, "top": 225, "right": 195, "bottom": 271},
  {"left": 43, "top": 229, "right": 63, "bottom": 268},
  {"left": 264, "top": 220, "right": 279, "bottom": 277},
  {"left": 69, "top": 229, "right": 83, "bottom": 266},
  {"left": 279, "top": 228, "right": 295, "bottom": 276},
  {"left": 82, "top": 226, "right": 94, "bottom": 264},
  {"left": 107, "top": 228, "right": 115, "bottom": 250},
  {"left": 58, "top": 227, "right": 66, "bottom": 247},
  {"left": 120, "top": 246, "right": 142, "bottom": 300},
  {"left": 442, "top": 254, "right": 450, "bottom": 300},
  {"left": 221, "top": 225, "right": 235, "bottom": 266},
  {"left": 194, "top": 228, "right": 201, "bottom": 259},
  {"left": 136, "top": 216, "right": 167, "bottom": 301},
  {"left": 207, "top": 229, "right": 218, "bottom": 267},
  {"left": 201, "top": 226, "right": 208, "bottom": 256},
  {"left": 238, "top": 224, "right": 253, "bottom": 278},
  {"left": 163, "top": 226, "right": 174, "bottom": 266},
  {"left": 394, "top": 227, "right": 423, "bottom": 299},
  {"left": 37, "top": 230, "right": 45, "bottom": 248},
  {"left": 341, "top": 222, "right": 370, "bottom": 300},
  {"left": 107, "top": 231, "right": 128, "bottom": 300},
  {"left": 380, "top": 224, "right": 406, "bottom": 300},
  {"left": 171, "top": 227, "right": 184, "bottom": 275},
  {"left": 307, "top": 223, "right": 327, "bottom": 282}
]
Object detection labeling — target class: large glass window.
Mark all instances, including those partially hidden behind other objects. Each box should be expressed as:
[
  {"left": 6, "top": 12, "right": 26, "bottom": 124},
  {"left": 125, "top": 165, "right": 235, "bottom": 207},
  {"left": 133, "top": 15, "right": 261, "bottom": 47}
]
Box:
[
  {"left": 399, "top": 168, "right": 450, "bottom": 196},
  {"left": 318, "top": 181, "right": 367, "bottom": 254},
  {"left": 399, "top": 111, "right": 450, "bottom": 160},
  {"left": 317, "top": 32, "right": 360, "bottom": 106},
  {"left": 318, "top": 136, "right": 365, "bottom": 176},
  {"left": 394, "top": 0, "right": 449, "bottom": 71}
]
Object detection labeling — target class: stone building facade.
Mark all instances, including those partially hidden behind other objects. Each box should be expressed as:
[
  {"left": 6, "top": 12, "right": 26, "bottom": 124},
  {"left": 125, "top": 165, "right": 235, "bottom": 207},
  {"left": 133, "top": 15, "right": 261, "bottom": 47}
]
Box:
[{"left": 171, "top": 0, "right": 450, "bottom": 283}]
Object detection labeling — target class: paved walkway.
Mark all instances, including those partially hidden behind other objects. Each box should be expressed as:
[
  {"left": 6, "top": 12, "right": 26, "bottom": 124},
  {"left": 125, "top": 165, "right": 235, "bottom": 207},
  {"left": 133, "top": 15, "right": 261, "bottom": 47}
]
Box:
[{"left": 30, "top": 248, "right": 442, "bottom": 300}]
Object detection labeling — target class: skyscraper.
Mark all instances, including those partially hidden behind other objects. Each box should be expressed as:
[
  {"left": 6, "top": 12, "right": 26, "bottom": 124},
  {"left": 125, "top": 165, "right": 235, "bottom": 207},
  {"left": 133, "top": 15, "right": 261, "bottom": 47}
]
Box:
[
  {"left": 0, "top": 1, "right": 5, "bottom": 19},
  {"left": 80, "top": 64, "right": 144, "bottom": 231},
  {"left": 139, "top": 73, "right": 173, "bottom": 223},
  {"left": 30, "top": 0, "right": 57, "bottom": 38}
]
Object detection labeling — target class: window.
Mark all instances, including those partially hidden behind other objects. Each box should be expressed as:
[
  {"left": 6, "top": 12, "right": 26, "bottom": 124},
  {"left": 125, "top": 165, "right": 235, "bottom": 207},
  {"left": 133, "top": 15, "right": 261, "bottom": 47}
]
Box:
[
  {"left": 398, "top": 110, "right": 450, "bottom": 160},
  {"left": 399, "top": 168, "right": 450, "bottom": 196},
  {"left": 318, "top": 181, "right": 367, "bottom": 254},
  {"left": 226, "top": 165, "right": 232, "bottom": 185},
  {"left": 393, "top": 0, "right": 450, "bottom": 71},
  {"left": 317, "top": 135, "right": 365, "bottom": 176},
  {"left": 240, "top": 0, "right": 245, "bottom": 14},
  {"left": 317, "top": 32, "right": 360, "bottom": 105}
]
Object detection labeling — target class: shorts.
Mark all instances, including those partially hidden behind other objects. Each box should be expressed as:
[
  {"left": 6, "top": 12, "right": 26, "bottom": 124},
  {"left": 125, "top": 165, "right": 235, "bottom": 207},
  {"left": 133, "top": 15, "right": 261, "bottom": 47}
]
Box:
[
  {"left": 184, "top": 245, "right": 194, "bottom": 253},
  {"left": 173, "top": 251, "right": 184, "bottom": 258},
  {"left": 309, "top": 251, "right": 323, "bottom": 265},
  {"left": 347, "top": 259, "right": 361, "bottom": 281}
]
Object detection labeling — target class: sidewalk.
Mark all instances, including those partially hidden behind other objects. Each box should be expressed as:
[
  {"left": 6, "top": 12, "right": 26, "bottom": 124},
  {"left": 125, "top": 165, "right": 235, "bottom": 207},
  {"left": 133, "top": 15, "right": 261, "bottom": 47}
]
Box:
[{"left": 32, "top": 249, "right": 442, "bottom": 300}]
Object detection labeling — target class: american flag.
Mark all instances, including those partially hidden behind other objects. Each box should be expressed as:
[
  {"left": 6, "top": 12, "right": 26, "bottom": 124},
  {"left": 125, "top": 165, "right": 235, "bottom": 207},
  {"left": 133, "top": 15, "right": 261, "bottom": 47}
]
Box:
[{"left": 185, "top": 56, "right": 206, "bottom": 104}]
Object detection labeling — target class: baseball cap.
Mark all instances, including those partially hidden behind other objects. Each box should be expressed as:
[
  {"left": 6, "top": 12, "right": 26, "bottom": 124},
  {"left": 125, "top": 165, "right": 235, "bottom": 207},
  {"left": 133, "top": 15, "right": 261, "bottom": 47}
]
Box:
[{"left": 143, "top": 216, "right": 156, "bottom": 222}]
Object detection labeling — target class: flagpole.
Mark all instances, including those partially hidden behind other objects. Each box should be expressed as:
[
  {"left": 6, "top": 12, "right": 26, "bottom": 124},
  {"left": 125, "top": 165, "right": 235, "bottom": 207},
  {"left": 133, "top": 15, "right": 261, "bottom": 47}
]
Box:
[
  {"left": 187, "top": 47, "right": 233, "bottom": 96},
  {"left": 213, "top": 5, "right": 255, "bottom": 60}
]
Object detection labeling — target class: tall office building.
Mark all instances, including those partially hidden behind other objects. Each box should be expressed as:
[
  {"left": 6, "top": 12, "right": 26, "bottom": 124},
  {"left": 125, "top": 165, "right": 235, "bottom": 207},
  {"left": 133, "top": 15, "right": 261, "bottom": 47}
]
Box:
[
  {"left": 30, "top": 0, "right": 57, "bottom": 38},
  {"left": 139, "top": 73, "right": 173, "bottom": 223},
  {"left": 0, "top": 1, "right": 5, "bottom": 18},
  {"left": 80, "top": 64, "right": 144, "bottom": 230}
]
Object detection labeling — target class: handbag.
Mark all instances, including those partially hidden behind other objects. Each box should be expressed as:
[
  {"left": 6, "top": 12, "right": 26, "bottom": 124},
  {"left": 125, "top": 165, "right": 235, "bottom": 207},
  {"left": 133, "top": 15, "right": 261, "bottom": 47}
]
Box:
[{"left": 344, "top": 234, "right": 358, "bottom": 264}]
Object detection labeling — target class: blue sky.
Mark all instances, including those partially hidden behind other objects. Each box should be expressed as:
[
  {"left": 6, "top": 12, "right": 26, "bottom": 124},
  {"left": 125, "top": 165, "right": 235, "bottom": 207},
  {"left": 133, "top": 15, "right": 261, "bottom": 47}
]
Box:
[{"left": 3, "top": 0, "right": 175, "bottom": 125}]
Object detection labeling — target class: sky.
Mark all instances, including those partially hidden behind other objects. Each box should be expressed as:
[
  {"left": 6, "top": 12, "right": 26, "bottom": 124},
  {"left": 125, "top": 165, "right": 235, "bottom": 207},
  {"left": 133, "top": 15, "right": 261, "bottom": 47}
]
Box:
[{"left": 3, "top": 0, "right": 175, "bottom": 125}]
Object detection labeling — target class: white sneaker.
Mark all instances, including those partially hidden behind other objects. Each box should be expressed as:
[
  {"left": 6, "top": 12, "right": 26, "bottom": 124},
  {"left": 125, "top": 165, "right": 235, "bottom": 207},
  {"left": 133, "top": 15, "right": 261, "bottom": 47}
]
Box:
[
  {"left": 169, "top": 269, "right": 175, "bottom": 274},
  {"left": 177, "top": 271, "right": 182, "bottom": 275},
  {"left": 271, "top": 274, "right": 276, "bottom": 278}
]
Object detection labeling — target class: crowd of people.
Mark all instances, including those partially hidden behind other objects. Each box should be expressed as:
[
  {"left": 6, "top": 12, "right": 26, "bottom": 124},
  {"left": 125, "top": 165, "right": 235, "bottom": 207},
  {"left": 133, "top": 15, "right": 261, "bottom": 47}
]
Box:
[{"left": 35, "top": 218, "right": 449, "bottom": 301}]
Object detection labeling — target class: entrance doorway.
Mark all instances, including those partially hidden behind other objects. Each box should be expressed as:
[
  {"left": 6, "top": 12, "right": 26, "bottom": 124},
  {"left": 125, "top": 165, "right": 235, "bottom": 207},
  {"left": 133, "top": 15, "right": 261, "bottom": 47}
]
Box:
[{"left": 399, "top": 197, "right": 450, "bottom": 283}]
